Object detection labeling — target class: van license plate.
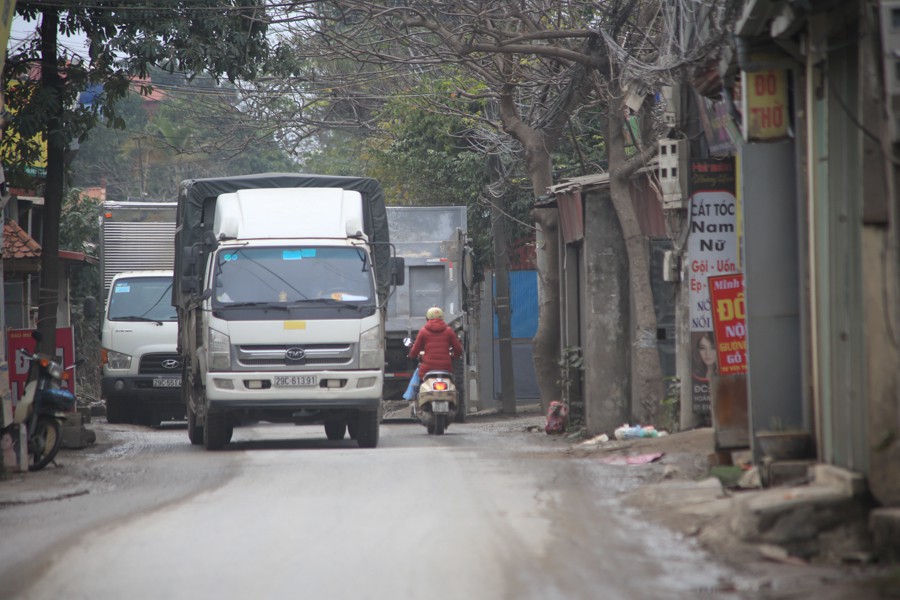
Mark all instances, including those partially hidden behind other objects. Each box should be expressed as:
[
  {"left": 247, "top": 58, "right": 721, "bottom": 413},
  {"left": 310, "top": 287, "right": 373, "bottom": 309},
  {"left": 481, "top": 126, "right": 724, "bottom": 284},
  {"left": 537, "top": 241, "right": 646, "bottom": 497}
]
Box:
[
  {"left": 153, "top": 378, "right": 181, "bottom": 388},
  {"left": 274, "top": 375, "right": 318, "bottom": 387}
]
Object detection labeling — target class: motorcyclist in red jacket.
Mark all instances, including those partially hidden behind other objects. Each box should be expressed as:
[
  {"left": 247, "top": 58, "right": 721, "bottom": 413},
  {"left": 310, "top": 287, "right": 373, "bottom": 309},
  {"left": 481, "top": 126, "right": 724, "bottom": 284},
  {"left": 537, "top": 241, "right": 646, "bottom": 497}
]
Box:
[{"left": 408, "top": 306, "right": 463, "bottom": 379}]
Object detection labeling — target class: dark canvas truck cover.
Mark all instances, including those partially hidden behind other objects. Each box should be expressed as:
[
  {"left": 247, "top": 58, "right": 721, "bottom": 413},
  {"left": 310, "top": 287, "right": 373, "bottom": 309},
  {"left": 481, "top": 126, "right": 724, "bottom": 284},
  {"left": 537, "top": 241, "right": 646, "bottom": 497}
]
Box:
[{"left": 173, "top": 173, "right": 391, "bottom": 308}]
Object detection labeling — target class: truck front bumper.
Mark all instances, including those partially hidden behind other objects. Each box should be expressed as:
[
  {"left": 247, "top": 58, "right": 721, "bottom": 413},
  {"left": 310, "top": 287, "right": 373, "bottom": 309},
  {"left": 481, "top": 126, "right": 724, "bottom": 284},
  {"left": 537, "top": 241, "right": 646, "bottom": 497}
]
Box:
[
  {"left": 204, "top": 369, "right": 383, "bottom": 410},
  {"left": 102, "top": 375, "right": 182, "bottom": 404}
]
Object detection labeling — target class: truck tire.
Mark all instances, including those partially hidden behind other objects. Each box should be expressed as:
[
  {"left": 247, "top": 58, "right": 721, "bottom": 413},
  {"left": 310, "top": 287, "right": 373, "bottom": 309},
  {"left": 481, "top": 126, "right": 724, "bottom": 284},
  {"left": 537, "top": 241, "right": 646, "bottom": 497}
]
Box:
[
  {"left": 354, "top": 407, "right": 380, "bottom": 449},
  {"left": 187, "top": 402, "right": 203, "bottom": 445},
  {"left": 142, "top": 405, "right": 161, "bottom": 428},
  {"left": 185, "top": 373, "right": 204, "bottom": 445},
  {"left": 453, "top": 360, "right": 467, "bottom": 423},
  {"left": 106, "top": 397, "right": 125, "bottom": 424},
  {"left": 324, "top": 420, "right": 346, "bottom": 441},
  {"left": 204, "top": 411, "right": 231, "bottom": 450}
]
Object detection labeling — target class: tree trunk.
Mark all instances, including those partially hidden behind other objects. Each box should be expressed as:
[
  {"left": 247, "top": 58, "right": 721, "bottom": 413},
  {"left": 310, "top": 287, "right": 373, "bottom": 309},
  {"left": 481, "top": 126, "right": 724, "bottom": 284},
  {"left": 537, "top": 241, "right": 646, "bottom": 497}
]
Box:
[
  {"left": 608, "top": 98, "right": 663, "bottom": 423},
  {"left": 531, "top": 207, "right": 560, "bottom": 409},
  {"left": 523, "top": 138, "right": 561, "bottom": 409},
  {"left": 37, "top": 9, "right": 63, "bottom": 355}
]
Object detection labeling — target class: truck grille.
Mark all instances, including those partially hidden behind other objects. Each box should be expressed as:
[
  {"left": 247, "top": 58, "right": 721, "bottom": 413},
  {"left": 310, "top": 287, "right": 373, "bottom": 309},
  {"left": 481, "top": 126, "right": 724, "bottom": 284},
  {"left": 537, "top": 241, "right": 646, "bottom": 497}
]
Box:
[
  {"left": 140, "top": 353, "right": 183, "bottom": 375},
  {"left": 235, "top": 344, "right": 355, "bottom": 369}
]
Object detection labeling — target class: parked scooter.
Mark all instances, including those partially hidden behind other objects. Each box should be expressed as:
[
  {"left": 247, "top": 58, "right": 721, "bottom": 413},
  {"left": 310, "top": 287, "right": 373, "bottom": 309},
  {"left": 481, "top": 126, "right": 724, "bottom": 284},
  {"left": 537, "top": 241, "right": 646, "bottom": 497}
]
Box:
[{"left": 3, "top": 331, "right": 77, "bottom": 471}]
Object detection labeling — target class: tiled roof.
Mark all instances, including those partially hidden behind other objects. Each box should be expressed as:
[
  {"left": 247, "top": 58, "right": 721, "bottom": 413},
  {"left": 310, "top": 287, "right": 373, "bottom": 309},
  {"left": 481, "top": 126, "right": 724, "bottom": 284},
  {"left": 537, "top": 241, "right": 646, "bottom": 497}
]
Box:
[{"left": 2, "top": 219, "right": 41, "bottom": 260}]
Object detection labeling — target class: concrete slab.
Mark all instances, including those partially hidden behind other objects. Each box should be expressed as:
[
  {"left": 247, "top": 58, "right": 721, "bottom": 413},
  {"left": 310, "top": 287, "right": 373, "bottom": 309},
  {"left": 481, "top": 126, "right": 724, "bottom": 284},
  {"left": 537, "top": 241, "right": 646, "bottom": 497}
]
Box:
[
  {"left": 729, "top": 484, "right": 870, "bottom": 558},
  {"left": 870, "top": 508, "right": 900, "bottom": 563}
]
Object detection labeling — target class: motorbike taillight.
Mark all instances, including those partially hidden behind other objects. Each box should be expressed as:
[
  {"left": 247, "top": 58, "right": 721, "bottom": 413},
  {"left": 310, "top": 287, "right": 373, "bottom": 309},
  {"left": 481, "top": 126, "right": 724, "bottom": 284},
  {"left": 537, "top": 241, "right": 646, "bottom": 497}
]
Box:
[{"left": 433, "top": 381, "right": 448, "bottom": 391}]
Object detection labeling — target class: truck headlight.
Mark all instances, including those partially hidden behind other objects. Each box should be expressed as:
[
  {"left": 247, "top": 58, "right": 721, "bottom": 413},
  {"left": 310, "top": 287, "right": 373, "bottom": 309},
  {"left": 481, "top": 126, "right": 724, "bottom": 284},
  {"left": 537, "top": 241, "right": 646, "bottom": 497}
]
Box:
[
  {"left": 208, "top": 328, "right": 232, "bottom": 371},
  {"left": 359, "top": 325, "right": 383, "bottom": 369},
  {"left": 103, "top": 348, "right": 132, "bottom": 370}
]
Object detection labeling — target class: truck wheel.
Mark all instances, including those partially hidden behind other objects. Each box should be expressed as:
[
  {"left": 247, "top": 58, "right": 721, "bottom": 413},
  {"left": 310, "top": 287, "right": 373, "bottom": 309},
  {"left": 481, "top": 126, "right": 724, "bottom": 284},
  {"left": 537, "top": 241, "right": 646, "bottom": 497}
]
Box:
[
  {"left": 453, "top": 361, "right": 467, "bottom": 423},
  {"left": 324, "top": 420, "right": 346, "bottom": 441},
  {"left": 106, "top": 397, "right": 125, "bottom": 424},
  {"left": 354, "top": 407, "right": 380, "bottom": 448},
  {"left": 142, "top": 406, "right": 161, "bottom": 428},
  {"left": 187, "top": 403, "right": 203, "bottom": 445},
  {"left": 204, "top": 411, "right": 230, "bottom": 450}
]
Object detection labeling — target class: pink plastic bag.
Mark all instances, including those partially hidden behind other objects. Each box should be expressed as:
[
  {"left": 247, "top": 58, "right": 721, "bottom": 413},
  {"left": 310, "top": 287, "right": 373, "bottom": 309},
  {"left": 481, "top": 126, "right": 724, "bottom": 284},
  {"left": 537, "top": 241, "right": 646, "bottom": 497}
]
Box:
[{"left": 545, "top": 401, "right": 568, "bottom": 434}]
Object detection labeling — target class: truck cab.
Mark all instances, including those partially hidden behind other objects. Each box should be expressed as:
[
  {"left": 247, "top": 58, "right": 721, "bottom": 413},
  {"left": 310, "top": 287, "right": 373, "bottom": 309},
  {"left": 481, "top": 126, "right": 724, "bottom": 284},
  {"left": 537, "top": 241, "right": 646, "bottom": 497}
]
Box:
[{"left": 101, "top": 270, "right": 184, "bottom": 426}]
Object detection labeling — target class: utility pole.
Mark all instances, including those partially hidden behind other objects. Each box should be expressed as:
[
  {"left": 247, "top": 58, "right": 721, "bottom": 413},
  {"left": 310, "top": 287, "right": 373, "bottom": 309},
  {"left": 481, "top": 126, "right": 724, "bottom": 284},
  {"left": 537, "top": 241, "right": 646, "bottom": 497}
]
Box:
[{"left": 488, "top": 154, "right": 517, "bottom": 415}]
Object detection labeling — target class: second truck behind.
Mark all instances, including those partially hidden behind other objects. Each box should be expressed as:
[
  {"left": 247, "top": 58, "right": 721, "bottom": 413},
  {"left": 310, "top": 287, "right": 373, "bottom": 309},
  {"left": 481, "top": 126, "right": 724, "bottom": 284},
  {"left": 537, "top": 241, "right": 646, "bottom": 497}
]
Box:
[{"left": 100, "top": 200, "right": 183, "bottom": 426}]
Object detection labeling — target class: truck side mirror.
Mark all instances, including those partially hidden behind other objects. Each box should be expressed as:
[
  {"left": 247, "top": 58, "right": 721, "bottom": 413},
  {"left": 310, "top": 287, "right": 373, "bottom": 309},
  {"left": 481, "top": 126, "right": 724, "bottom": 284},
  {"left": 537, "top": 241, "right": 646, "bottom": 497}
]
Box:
[
  {"left": 181, "top": 275, "right": 198, "bottom": 295},
  {"left": 390, "top": 257, "right": 406, "bottom": 286},
  {"left": 182, "top": 245, "right": 197, "bottom": 276},
  {"left": 83, "top": 296, "right": 98, "bottom": 319}
]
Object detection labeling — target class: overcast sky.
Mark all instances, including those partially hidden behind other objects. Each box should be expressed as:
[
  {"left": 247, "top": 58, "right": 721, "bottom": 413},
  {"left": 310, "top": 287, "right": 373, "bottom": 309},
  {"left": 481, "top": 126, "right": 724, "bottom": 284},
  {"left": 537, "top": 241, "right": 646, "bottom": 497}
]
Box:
[{"left": 9, "top": 15, "right": 91, "bottom": 59}]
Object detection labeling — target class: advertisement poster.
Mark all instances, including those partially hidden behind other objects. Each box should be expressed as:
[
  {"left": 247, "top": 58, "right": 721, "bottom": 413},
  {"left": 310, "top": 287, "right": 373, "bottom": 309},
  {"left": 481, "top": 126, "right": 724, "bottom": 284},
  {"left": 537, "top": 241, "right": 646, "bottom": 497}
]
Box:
[
  {"left": 708, "top": 274, "right": 748, "bottom": 376},
  {"left": 689, "top": 157, "right": 738, "bottom": 416},
  {"left": 743, "top": 68, "right": 790, "bottom": 141},
  {"left": 6, "top": 328, "right": 75, "bottom": 405}
]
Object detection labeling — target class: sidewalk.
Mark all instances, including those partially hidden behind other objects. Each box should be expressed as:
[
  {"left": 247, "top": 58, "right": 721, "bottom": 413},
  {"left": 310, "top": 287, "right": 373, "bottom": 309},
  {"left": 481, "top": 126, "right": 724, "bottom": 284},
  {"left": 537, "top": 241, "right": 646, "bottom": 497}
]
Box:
[{"left": 564, "top": 424, "right": 898, "bottom": 598}]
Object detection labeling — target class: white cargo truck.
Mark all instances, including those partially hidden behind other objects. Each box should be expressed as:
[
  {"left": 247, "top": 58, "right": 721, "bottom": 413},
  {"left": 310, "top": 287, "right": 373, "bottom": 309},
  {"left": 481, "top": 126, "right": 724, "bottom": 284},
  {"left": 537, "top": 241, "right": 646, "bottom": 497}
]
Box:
[
  {"left": 173, "top": 174, "right": 403, "bottom": 450},
  {"left": 99, "top": 201, "right": 183, "bottom": 426}
]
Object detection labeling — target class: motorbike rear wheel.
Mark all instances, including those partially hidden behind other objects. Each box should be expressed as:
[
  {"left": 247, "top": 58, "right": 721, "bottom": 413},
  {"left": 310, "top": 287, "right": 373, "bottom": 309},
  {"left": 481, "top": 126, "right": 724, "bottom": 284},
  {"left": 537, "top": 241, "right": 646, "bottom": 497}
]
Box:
[
  {"left": 433, "top": 414, "right": 446, "bottom": 435},
  {"left": 28, "top": 415, "right": 62, "bottom": 471}
]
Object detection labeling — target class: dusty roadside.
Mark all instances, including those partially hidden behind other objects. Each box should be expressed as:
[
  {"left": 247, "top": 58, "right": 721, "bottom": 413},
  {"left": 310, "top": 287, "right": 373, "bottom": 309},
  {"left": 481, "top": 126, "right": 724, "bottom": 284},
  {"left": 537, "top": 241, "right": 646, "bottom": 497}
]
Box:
[{"left": 454, "top": 406, "right": 897, "bottom": 599}]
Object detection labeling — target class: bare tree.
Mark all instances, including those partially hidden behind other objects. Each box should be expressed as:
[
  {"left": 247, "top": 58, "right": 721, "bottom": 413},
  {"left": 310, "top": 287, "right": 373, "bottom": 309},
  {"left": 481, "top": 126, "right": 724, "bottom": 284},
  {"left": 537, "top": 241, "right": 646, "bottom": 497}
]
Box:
[{"left": 231, "top": 1, "right": 737, "bottom": 423}]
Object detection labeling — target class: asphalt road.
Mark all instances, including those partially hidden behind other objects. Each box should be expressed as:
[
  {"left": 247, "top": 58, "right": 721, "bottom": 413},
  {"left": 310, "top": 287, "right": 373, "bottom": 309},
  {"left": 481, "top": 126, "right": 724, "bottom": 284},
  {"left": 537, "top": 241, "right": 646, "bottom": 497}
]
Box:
[{"left": 1, "top": 414, "right": 746, "bottom": 600}]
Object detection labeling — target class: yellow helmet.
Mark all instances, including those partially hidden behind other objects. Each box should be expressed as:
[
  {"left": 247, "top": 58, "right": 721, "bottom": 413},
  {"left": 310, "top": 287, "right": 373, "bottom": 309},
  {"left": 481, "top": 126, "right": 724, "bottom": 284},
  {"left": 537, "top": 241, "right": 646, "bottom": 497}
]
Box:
[{"left": 426, "top": 306, "right": 444, "bottom": 320}]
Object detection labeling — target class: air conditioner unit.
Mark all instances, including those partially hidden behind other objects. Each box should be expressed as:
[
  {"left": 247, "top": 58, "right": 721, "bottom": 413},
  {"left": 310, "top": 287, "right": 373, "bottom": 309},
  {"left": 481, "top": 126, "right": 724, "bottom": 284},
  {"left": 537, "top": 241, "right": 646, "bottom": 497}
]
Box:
[
  {"left": 658, "top": 138, "right": 688, "bottom": 210},
  {"left": 662, "top": 250, "right": 681, "bottom": 282}
]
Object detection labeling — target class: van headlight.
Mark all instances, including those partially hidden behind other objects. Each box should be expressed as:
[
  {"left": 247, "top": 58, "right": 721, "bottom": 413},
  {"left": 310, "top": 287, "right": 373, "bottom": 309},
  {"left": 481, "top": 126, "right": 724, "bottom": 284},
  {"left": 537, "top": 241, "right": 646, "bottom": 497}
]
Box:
[
  {"left": 208, "top": 328, "right": 232, "bottom": 371},
  {"left": 103, "top": 348, "right": 132, "bottom": 370},
  {"left": 359, "top": 325, "right": 383, "bottom": 369}
]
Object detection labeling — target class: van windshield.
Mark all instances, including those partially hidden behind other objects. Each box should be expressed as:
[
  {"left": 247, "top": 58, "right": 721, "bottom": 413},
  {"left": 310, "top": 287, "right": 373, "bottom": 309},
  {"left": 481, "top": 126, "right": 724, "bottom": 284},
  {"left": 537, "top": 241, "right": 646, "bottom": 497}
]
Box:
[
  {"left": 212, "top": 246, "right": 374, "bottom": 307},
  {"left": 107, "top": 276, "right": 176, "bottom": 321}
]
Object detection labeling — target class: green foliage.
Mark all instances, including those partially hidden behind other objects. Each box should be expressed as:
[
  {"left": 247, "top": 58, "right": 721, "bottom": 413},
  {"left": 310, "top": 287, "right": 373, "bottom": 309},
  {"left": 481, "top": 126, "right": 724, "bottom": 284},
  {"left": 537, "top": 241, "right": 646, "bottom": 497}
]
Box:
[
  {"left": 59, "top": 189, "right": 100, "bottom": 303},
  {"left": 4, "top": 2, "right": 272, "bottom": 189},
  {"left": 659, "top": 376, "right": 681, "bottom": 433},
  {"left": 70, "top": 70, "right": 294, "bottom": 200}
]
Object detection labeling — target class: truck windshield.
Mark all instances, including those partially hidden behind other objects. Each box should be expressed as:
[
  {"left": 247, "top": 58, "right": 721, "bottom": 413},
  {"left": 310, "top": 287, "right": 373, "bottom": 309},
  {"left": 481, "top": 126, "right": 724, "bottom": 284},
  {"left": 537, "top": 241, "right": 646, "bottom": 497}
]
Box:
[
  {"left": 107, "top": 276, "right": 176, "bottom": 321},
  {"left": 212, "top": 246, "right": 374, "bottom": 307}
]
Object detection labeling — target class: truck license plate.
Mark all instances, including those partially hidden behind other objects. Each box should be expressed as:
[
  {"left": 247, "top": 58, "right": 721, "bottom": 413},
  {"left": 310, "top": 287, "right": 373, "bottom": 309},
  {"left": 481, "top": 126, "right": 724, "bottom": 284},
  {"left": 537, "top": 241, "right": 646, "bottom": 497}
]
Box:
[
  {"left": 274, "top": 375, "right": 318, "bottom": 387},
  {"left": 431, "top": 401, "right": 450, "bottom": 413},
  {"left": 153, "top": 378, "right": 181, "bottom": 388}
]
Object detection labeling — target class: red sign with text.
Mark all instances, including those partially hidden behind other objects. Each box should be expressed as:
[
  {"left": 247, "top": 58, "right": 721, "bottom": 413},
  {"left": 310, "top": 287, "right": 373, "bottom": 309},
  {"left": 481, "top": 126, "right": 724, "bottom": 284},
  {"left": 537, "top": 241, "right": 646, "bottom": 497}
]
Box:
[
  {"left": 6, "top": 327, "right": 76, "bottom": 404},
  {"left": 708, "top": 274, "right": 747, "bottom": 376}
]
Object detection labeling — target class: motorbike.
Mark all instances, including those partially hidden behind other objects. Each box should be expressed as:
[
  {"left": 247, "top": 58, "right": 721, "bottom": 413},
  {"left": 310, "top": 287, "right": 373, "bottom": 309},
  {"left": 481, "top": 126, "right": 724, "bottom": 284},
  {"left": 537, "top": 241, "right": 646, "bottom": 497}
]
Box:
[
  {"left": 3, "top": 331, "right": 77, "bottom": 471},
  {"left": 402, "top": 339, "right": 459, "bottom": 435},
  {"left": 414, "top": 369, "right": 458, "bottom": 435}
]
